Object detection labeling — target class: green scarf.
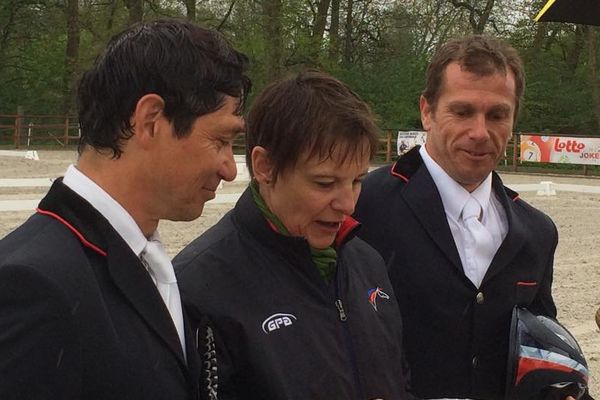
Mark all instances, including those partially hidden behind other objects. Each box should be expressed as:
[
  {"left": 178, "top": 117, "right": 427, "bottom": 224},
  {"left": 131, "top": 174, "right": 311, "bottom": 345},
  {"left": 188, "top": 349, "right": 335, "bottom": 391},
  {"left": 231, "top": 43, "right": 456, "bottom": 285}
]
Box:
[{"left": 250, "top": 180, "right": 337, "bottom": 283}]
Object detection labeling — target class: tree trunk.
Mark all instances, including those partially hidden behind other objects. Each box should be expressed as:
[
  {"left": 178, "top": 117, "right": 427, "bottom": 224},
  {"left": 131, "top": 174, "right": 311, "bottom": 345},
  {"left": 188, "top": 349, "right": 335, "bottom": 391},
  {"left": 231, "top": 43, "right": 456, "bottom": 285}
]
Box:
[
  {"left": 0, "top": 0, "right": 19, "bottom": 67},
  {"left": 586, "top": 26, "right": 600, "bottom": 132},
  {"left": 312, "top": 0, "right": 330, "bottom": 42},
  {"left": 328, "top": 0, "right": 340, "bottom": 61},
  {"left": 106, "top": 0, "right": 119, "bottom": 31},
  {"left": 124, "top": 0, "right": 143, "bottom": 26},
  {"left": 309, "top": 0, "right": 330, "bottom": 64},
  {"left": 565, "top": 25, "right": 585, "bottom": 78},
  {"left": 342, "top": 0, "right": 354, "bottom": 67},
  {"left": 62, "top": 0, "right": 80, "bottom": 115},
  {"left": 449, "top": 0, "right": 495, "bottom": 34},
  {"left": 185, "top": 0, "right": 196, "bottom": 22},
  {"left": 262, "top": 0, "right": 283, "bottom": 79}
]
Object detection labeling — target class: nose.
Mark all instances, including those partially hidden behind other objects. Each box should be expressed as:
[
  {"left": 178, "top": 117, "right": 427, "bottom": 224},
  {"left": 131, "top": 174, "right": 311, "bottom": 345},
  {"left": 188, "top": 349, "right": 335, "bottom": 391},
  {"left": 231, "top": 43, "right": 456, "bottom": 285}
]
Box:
[
  {"left": 469, "top": 114, "right": 490, "bottom": 141},
  {"left": 331, "top": 184, "right": 358, "bottom": 216},
  {"left": 219, "top": 150, "right": 237, "bottom": 182}
]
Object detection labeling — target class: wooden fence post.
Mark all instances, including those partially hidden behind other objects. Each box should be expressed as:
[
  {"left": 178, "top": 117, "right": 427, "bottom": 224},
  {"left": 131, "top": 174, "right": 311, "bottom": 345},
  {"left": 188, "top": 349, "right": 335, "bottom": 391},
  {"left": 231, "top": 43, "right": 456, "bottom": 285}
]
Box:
[
  {"left": 64, "top": 116, "right": 70, "bottom": 146},
  {"left": 386, "top": 131, "right": 392, "bottom": 163},
  {"left": 14, "top": 106, "right": 24, "bottom": 149}
]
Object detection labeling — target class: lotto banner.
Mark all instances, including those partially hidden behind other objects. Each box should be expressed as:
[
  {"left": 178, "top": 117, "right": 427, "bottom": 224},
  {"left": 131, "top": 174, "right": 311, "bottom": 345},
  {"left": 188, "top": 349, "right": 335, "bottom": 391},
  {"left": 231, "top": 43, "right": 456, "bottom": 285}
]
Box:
[
  {"left": 397, "top": 131, "right": 427, "bottom": 155},
  {"left": 520, "top": 135, "right": 600, "bottom": 166}
]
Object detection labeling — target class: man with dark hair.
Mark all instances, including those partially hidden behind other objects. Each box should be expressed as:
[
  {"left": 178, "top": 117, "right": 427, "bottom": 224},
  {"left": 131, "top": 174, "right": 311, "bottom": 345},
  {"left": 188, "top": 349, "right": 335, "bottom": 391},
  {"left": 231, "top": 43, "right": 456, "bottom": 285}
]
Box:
[
  {"left": 0, "top": 19, "right": 249, "bottom": 400},
  {"left": 355, "top": 35, "right": 558, "bottom": 400}
]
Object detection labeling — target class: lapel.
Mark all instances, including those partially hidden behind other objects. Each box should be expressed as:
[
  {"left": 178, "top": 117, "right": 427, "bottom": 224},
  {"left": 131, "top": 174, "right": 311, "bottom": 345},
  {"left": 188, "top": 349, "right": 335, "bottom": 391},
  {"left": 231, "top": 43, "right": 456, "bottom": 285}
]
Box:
[
  {"left": 392, "top": 147, "right": 463, "bottom": 271},
  {"left": 480, "top": 173, "right": 527, "bottom": 285},
  {"left": 38, "top": 180, "right": 191, "bottom": 370},
  {"left": 392, "top": 149, "right": 529, "bottom": 287},
  {"left": 183, "top": 309, "right": 200, "bottom": 388},
  {"left": 105, "top": 237, "right": 190, "bottom": 367}
]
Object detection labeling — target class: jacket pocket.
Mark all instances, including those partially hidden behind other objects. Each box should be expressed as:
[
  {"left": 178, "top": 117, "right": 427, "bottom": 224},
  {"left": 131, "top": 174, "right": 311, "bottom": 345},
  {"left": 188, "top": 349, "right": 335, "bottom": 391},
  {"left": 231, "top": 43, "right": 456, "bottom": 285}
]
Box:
[{"left": 514, "top": 281, "right": 538, "bottom": 306}]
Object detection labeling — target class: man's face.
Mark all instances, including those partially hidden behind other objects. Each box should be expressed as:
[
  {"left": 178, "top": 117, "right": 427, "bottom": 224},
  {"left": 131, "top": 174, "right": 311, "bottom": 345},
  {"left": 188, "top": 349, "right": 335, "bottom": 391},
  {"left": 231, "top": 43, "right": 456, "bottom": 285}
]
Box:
[
  {"left": 154, "top": 96, "right": 244, "bottom": 221},
  {"left": 420, "top": 62, "right": 516, "bottom": 192}
]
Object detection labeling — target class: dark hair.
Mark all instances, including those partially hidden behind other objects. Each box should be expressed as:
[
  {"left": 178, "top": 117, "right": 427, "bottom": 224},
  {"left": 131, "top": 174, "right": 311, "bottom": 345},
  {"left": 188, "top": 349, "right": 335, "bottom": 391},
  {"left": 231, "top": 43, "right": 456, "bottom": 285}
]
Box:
[
  {"left": 423, "top": 34, "right": 524, "bottom": 121},
  {"left": 77, "top": 18, "right": 251, "bottom": 157},
  {"left": 245, "top": 69, "right": 379, "bottom": 182}
]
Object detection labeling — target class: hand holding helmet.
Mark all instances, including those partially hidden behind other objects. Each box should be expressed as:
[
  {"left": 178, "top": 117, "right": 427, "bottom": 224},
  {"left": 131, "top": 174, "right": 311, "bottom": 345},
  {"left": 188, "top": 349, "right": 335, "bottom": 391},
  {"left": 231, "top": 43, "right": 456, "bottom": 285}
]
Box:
[{"left": 506, "top": 307, "right": 590, "bottom": 400}]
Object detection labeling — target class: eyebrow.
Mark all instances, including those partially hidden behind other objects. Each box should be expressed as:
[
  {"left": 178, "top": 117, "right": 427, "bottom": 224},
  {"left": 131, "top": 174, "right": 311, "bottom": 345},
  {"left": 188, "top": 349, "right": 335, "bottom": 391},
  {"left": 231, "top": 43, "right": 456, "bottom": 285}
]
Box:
[
  {"left": 310, "top": 169, "right": 369, "bottom": 180},
  {"left": 446, "top": 101, "right": 512, "bottom": 113},
  {"left": 488, "top": 104, "right": 512, "bottom": 114}
]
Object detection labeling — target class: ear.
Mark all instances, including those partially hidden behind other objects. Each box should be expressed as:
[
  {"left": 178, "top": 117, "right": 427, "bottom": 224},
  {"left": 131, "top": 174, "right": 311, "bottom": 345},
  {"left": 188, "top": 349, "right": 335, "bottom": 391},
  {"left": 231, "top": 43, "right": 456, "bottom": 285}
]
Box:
[
  {"left": 251, "top": 146, "right": 274, "bottom": 185},
  {"left": 419, "top": 95, "right": 433, "bottom": 132},
  {"left": 130, "top": 94, "right": 165, "bottom": 146}
]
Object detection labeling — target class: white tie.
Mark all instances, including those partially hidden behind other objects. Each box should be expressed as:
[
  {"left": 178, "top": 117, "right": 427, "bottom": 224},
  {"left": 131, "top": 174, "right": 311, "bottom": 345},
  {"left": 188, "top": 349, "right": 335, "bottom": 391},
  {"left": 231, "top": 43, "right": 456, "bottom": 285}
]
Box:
[
  {"left": 461, "top": 196, "right": 496, "bottom": 288},
  {"left": 142, "top": 238, "right": 187, "bottom": 361}
]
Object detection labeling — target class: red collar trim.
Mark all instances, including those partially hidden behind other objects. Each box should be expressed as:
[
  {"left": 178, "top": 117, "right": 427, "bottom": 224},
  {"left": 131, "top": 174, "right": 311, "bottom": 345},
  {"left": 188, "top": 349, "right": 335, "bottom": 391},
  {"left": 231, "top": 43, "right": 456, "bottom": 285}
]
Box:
[
  {"left": 389, "top": 161, "right": 409, "bottom": 182},
  {"left": 264, "top": 215, "right": 358, "bottom": 248},
  {"left": 335, "top": 216, "right": 359, "bottom": 248},
  {"left": 36, "top": 208, "right": 107, "bottom": 257},
  {"left": 265, "top": 218, "right": 279, "bottom": 233}
]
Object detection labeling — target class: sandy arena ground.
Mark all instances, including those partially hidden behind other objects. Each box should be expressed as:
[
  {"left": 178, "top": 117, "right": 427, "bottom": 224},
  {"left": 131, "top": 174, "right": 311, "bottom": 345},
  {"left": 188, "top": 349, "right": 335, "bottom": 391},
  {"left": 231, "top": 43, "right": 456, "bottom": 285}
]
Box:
[{"left": 1, "top": 150, "right": 600, "bottom": 396}]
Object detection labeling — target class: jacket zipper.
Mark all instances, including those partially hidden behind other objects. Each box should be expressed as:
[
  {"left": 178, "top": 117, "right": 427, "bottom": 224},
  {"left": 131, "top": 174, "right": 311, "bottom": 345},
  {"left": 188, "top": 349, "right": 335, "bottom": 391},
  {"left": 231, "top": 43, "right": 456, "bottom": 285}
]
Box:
[
  {"left": 335, "top": 299, "right": 347, "bottom": 321},
  {"left": 334, "top": 260, "right": 364, "bottom": 397}
]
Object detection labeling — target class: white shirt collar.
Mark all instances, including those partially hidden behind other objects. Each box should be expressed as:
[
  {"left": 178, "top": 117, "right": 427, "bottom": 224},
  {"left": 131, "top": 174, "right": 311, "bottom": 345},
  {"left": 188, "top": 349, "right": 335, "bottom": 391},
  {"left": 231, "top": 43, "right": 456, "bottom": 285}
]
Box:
[
  {"left": 419, "top": 145, "right": 492, "bottom": 221},
  {"left": 62, "top": 164, "right": 149, "bottom": 256}
]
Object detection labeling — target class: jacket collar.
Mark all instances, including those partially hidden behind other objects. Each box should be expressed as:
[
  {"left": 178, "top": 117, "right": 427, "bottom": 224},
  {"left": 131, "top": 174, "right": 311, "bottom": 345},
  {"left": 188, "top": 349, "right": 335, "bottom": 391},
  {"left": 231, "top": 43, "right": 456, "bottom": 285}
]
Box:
[
  {"left": 391, "top": 146, "right": 520, "bottom": 202},
  {"left": 391, "top": 146, "right": 525, "bottom": 286},
  {"left": 233, "top": 187, "right": 360, "bottom": 259},
  {"left": 37, "top": 180, "right": 198, "bottom": 382}
]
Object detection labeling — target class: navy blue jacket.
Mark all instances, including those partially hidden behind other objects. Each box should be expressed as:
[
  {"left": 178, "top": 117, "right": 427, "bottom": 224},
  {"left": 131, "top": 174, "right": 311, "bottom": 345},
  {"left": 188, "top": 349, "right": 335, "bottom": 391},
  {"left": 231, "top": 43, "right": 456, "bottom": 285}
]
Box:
[
  {"left": 0, "top": 180, "right": 200, "bottom": 400},
  {"left": 354, "top": 147, "right": 557, "bottom": 400},
  {"left": 175, "top": 188, "right": 415, "bottom": 400}
]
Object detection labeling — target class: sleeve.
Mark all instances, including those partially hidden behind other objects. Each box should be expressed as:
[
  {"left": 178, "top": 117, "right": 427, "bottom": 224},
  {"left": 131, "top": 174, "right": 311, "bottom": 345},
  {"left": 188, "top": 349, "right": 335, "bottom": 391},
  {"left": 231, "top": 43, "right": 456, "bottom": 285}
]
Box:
[
  {"left": 528, "top": 220, "right": 558, "bottom": 319},
  {"left": 0, "top": 264, "right": 81, "bottom": 400},
  {"left": 195, "top": 316, "right": 239, "bottom": 400}
]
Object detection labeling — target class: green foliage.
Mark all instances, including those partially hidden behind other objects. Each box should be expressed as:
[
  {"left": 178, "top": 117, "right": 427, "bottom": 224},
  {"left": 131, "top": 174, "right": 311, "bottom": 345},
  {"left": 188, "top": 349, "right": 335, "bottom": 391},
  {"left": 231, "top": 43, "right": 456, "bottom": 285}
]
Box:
[{"left": 1, "top": 0, "right": 600, "bottom": 139}]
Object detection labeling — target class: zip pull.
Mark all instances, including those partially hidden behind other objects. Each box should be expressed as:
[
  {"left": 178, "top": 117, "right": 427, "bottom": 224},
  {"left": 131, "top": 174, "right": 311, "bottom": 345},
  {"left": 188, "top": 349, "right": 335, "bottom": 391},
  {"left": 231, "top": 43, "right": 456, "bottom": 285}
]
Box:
[{"left": 335, "top": 299, "right": 347, "bottom": 321}]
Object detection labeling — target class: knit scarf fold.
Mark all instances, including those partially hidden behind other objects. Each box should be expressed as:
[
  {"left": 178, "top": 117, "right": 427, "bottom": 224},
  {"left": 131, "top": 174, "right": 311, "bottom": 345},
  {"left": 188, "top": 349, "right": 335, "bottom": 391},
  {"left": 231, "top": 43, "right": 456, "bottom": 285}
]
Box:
[{"left": 250, "top": 180, "right": 337, "bottom": 283}]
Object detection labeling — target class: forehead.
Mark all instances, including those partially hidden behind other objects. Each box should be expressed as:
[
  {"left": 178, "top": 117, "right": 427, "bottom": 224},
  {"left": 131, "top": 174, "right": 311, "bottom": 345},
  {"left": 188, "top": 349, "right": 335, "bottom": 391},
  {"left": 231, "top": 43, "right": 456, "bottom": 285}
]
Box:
[
  {"left": 439, "top": 62, "right": 516, "bottom": 106},
  {"left": 298, "top": 142, "right": 371, "bottom": 172}
]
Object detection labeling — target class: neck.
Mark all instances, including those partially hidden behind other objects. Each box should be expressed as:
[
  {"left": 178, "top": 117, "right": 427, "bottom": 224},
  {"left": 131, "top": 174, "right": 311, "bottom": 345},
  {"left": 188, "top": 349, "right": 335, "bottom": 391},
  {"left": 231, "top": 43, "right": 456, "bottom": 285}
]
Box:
[{"left": 77, "top": 149, "right": 158, "bottom": 237}]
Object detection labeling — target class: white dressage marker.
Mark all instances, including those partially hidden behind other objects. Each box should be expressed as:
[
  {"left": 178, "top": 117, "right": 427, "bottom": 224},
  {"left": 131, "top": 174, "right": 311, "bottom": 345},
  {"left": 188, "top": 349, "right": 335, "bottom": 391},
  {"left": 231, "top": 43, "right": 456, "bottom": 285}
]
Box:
[
  {"left": 537, "top": 181, "right": 557, "bottom": 196},
  {"left": 0, "top": 150, "right": 39, "bottom": 161},
  {"left": 0, "top": 178, "right": 54, "bottom": 188}
]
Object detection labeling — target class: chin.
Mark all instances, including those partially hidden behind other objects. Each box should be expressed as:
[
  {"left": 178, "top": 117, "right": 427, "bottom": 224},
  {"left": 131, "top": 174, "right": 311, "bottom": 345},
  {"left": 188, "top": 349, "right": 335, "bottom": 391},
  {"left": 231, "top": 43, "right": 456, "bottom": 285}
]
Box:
[
  {"left": 308, "top": 237, "right": 336, "bottom": 250},
  {"left": 173, "top": 205, "right": 205, "bottom": 222}
]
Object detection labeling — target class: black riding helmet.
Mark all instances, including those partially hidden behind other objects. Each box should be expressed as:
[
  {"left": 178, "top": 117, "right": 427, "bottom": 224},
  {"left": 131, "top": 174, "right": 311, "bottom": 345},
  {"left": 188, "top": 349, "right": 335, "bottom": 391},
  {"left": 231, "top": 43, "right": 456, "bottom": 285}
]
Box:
[{"left": 506, "top": 307, "right": 589, "bottom": 400}]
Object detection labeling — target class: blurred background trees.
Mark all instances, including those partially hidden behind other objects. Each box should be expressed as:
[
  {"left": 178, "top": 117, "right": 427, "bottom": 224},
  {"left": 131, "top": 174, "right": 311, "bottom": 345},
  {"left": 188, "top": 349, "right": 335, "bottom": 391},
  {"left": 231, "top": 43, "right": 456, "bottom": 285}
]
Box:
[{"left": 1, "top": 0, "right": 599, "bottom": 135}]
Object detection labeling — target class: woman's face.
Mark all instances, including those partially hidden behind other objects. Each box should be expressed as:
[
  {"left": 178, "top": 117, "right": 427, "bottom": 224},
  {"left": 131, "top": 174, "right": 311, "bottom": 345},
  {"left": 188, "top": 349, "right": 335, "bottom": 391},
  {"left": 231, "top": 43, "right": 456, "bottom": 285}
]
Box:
[{"left": 261, "top": 145, "right": 370, "bottom": 249}]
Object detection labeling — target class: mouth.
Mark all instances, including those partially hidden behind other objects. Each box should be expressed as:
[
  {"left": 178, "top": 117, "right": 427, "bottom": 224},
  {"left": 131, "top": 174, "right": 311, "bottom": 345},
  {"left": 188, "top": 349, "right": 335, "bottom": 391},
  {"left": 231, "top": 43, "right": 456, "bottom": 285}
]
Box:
[
  {"left": 202, "top": 186, "right": 217, "bottom": 199},
  {"left": 316, "top": 220, "right": 342, "bottom": 233},
  {"left": 462, "top": 149, "right": 490, "bottom": 159}
]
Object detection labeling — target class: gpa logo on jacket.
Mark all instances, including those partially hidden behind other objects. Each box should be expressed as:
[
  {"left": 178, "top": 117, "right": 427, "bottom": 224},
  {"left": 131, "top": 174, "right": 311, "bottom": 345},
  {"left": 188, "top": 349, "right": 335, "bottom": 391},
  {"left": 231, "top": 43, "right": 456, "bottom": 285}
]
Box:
[
  {"left": 262, "top": 313, "right": 297, "bottom": 334},
  {"left": 368, "top": 287, "right": 390, "bottom": 311}
]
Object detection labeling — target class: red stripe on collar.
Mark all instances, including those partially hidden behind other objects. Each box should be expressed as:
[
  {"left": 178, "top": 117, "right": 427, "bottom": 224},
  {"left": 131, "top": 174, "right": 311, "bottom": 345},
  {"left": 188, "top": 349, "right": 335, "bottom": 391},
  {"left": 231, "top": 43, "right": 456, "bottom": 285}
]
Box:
[
  {"left": 335, "top": 216, "right": 359, "bottom": 248},
  {"left": 36, "top": 208, "right": 107, "bottom": 257},
  {"left": 265, "top": 218, "right": 279, "bottom": 233},
  {"left": 389, "top": 161, "right": 409, "bottom": 182},
  {"left": 265, "top": 215, "right": 358, "bottom": 248}
]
